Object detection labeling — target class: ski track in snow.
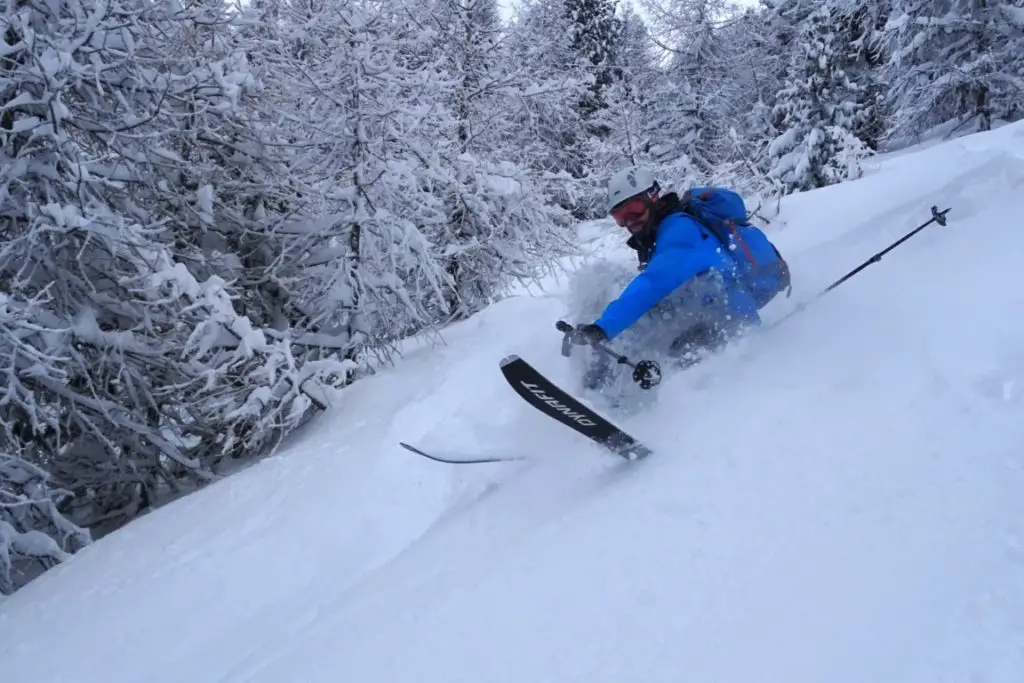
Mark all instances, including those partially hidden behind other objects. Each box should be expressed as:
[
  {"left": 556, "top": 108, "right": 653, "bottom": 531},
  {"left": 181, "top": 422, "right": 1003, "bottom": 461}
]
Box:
[{"left": 2, "top": 123, "right": 1024, "bottom": 683}]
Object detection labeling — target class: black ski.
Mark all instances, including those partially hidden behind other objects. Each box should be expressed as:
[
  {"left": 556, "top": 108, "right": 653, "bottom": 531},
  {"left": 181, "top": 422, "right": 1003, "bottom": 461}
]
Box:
[
  {"left": 399, "top": 441, "right": 527, "bottom": 465},
  {"left": 499, "top": 354, "right": 653, "bottom": 461}
]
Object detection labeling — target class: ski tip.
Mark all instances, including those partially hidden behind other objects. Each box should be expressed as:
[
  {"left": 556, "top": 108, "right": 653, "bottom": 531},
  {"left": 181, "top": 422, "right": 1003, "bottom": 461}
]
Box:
[{"left": 499, "top": 354, "right": 521, "bottom": 368}]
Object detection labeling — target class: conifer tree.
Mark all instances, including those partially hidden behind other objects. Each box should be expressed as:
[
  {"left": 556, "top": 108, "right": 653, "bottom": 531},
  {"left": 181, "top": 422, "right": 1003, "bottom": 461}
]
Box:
[
  {"left": 768, "top": 4, "right": 872, "bottom": 191},
  {"left": 881, "top": 0, "right": 1024, "bottom": 139}
]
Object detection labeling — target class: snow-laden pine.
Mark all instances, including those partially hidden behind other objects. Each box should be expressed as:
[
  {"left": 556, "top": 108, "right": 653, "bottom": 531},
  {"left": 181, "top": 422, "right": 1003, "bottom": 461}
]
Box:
[
  {"left": 768, "top": 3, "right": 872, "bottom": 190},
  {"left": 882, "top": 0, "right": 1024, "bottom": 141}
]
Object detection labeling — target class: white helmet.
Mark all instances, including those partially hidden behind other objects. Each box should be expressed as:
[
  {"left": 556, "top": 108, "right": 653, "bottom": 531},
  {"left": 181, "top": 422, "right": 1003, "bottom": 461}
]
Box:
[{"left": 606, "top": 167, "right": 658, "bottom": 213}]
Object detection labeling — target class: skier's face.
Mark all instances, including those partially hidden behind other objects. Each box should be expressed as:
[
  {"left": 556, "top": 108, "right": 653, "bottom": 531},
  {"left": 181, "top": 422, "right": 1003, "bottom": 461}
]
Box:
[{"left": 611, "top": 194, "right": 653, "bottom": 235}]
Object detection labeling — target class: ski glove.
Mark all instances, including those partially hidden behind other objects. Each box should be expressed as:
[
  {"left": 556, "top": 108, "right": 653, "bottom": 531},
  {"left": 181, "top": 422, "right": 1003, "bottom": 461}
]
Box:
[{"left": 570, "top": 323, "right": 608, "bottom": 346}]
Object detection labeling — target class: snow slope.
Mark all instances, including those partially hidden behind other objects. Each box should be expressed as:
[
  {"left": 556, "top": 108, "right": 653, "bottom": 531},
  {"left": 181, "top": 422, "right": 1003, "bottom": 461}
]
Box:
[{"left": 4, "top": 124, "right": 1024, "bottom": 683}]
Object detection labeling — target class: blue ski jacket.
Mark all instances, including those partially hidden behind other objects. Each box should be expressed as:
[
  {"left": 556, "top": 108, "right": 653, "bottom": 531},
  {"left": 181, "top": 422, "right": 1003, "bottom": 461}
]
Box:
[{"left": 595, "top": 211, "right": 773, "bottom": 340}]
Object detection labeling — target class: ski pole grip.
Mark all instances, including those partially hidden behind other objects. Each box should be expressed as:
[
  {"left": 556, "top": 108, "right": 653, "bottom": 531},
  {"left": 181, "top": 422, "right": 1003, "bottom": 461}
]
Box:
[{"left": 556, "top": 320, "right": 574, "bottom": 358}]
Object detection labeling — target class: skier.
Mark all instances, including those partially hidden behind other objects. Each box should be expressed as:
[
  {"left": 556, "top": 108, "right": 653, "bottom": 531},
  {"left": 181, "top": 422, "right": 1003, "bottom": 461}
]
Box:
[{"left": 565, "top": 167, "right": 790, "bottom": 392}]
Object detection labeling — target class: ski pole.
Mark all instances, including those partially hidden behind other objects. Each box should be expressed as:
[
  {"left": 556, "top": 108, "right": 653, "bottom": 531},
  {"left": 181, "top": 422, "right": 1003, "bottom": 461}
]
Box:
[
  {"left": 555, "top": 320, "right": 662, "bottom": 389},
  {"left": 772, "top": 205, "right": 951, "bottom": 327},
  {"left": 823, "top": 205, "right": 950, "bottom": 294}
]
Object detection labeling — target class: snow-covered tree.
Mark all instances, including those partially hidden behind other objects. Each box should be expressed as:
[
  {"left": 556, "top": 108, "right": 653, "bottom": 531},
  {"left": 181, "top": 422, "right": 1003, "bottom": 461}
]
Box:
[
  {"left": 565, "top": 0, "right": 622, "bottom": 134},
  {"left": 0, "top": 454, "right": 89, "bottom": 595},
  {"left": 579, "top": 6, "right": 670, "bottom": 210},
  {"left": 767, "top": 3, "right": 872, "bottom": 191},
  {"left": 404, "top": 0, "right": 572, "bottom": 319},
  {"left": 707, "top": 6, "right": 787, "bottom": 203},
  {"left": 832, "top": 0, "right": 891, "bottom": 150},
  {"left": 881, "top": 0, "right": 1024, "bottom": 140},
  {"left": 0, "top": 0, "right": 346, "bottom": 592},
  {"left": 0, "top": 298, "right": 92, "bottom": 595},
  {"left": 232, "top": 1, "right": 457, "bottom": 360},
  {"left": 637, "top": 0, "right": 740, "bottom": 174},
  {"left": 506, "top": 0, "right": 593, "bottom": 184}
]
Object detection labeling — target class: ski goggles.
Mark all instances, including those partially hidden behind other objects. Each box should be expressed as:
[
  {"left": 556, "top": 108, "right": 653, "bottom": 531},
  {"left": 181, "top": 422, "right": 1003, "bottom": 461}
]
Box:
[{"left": 610, "top": 195, "right": 649, "bottom": 227}]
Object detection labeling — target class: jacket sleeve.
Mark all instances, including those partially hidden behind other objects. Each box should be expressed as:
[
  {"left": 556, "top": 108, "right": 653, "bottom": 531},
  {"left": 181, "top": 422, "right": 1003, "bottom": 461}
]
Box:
[{"left": 595, "top": 218, "right": 716, "bottom": 339}]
